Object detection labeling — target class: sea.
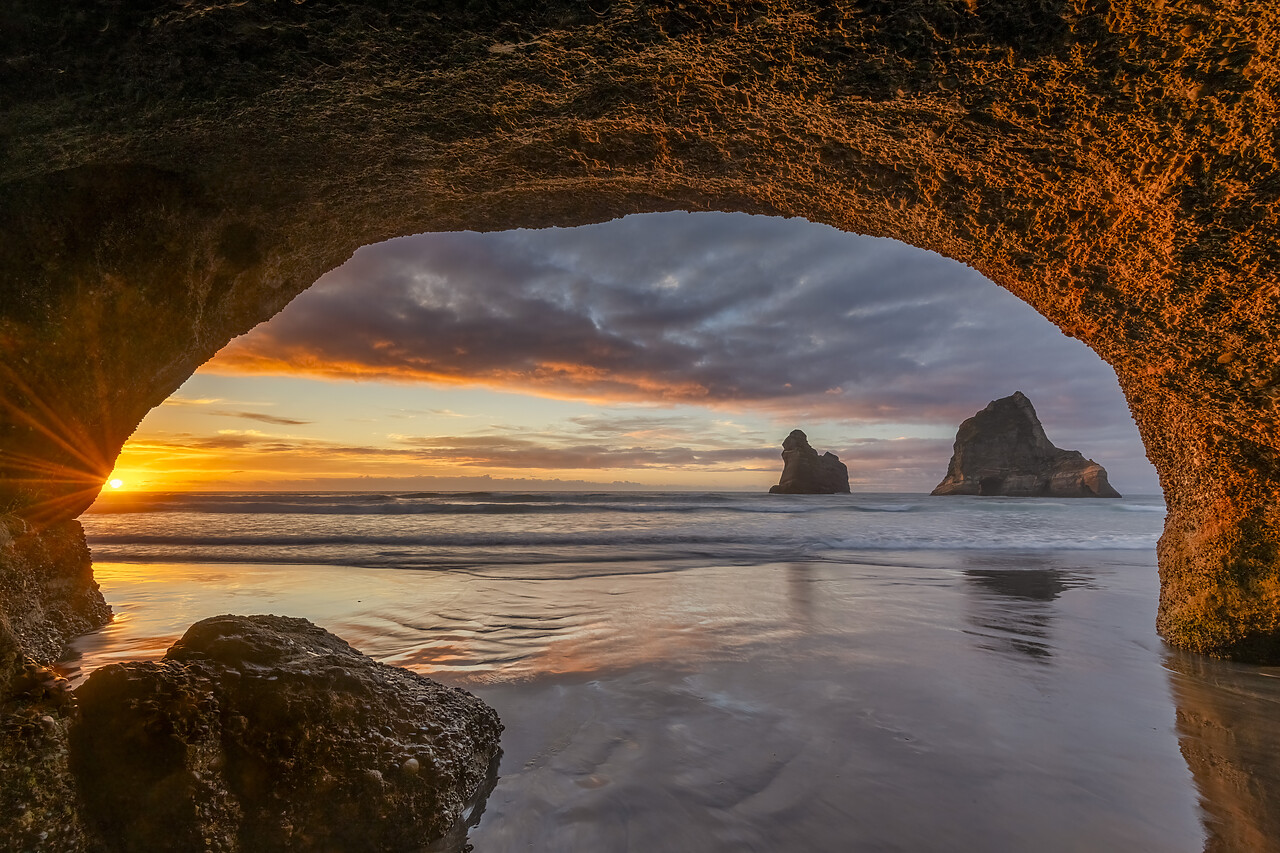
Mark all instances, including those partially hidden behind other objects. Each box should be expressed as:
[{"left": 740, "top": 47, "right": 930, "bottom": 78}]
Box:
[{"left": 68, "top": 491, "right": 1280, "bottom": 852}]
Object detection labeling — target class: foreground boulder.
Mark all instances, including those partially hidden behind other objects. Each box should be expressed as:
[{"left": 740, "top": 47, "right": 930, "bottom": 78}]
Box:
[
  {"left": 769, "top": 430, "right": 850, "bottom": 495},
  {"left": 932, "top": 392, "right": 1121, "bottom": 498},
  {"left": 70, "top": 615, "right": 502, "bottom": 852}
]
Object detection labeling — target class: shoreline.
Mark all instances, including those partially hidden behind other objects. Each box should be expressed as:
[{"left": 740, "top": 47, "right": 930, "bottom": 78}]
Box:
[{"left": 57, "top": 549, "right": 1225, "bottom": 851}]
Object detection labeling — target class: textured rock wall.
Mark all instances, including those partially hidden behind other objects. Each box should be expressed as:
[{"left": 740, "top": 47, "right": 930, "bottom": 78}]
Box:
[
  {"left": 0, "top": 518, "right": 110, "bottom": 698},
  {"left": 0, "top": 1, "right": 1278, "bottom": 659},
  {"left": 0, "top": 520, "right": 109, "bottom": 851}
]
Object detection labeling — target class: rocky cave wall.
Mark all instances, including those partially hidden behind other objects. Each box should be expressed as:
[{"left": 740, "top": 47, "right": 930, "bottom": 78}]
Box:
[{"left": 1, "top": 0, "right": 1278, "bottom": 670}]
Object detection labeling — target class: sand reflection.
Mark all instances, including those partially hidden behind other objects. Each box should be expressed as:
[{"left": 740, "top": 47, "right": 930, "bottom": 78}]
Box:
[
  {"left": 66, "top": 553, "right": 1211, "bottom": 851},
  {"left": 1166, "top": 650, "right": 1280, "bottom": 853},
  {"left": 960, "top": 555, "right": 1091, "bottom": 663}
]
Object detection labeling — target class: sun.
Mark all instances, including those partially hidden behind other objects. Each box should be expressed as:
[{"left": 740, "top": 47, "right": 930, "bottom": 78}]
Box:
[{"left": 108, "top": 478, "right": 124, "bottom": 490}]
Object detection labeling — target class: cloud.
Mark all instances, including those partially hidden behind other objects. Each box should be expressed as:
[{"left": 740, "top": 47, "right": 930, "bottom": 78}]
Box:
[
  {"left": 117, "top": 426, "right": 774, "bottom": 476},
  {"left": 161, "top": 397, "right": 225, "bottom": 407},
  {"left": 835, "top": 436, "right": 957, "bottom": 490},
  {"left": 206, "top": 410, "right": 312, "bottom": 426},
  {"left": 208, "top": 213, "right": 1131, "bottom": 428},
  {"left": 390, "top": 433, "right": 773, "bottom": 470},
  {"left": 189, "top": 211, "right": 1155, "bottom": 490},
  {"left": 384, "top": 408, "right": 473, "bottom": 420},
  {"left": 564, "top": 413, "right": 768, "bottom": 447}
]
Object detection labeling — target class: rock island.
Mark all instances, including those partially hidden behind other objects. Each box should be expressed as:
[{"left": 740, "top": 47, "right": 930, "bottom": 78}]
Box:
[
  {"left": 769, "top": 430, "right": 850, "bottom": 495},
  {"left": 932, "top": 392, "right": 1121, "bottom": 498}
]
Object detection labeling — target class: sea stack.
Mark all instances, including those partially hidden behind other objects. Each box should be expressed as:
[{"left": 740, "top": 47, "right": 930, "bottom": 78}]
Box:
[
  {"left": 769, "top": 430, "right": 850, "bottom": 494},
  {"left": 932, "top": 392, "right": 1121, "bottom": 498}
]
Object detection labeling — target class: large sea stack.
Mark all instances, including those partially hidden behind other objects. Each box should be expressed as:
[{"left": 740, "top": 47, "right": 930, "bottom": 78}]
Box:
[
  {"left": 769, "top": 430, "right": 850, "bottom": 495},
  {"left": 932, "top": 392, "right": 1121, "bottom": 498}
]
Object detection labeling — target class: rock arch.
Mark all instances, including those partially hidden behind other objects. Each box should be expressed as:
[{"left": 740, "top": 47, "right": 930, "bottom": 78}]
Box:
[{"left": 1, "top": 1, "right": 1278, "bottom": 661}]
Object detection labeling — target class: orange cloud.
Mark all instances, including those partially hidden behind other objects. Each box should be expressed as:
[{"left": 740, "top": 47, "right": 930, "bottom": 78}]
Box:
[
  {"left": 205, "top": 346, "right": 720, "bottom": 406},
  {"left": 100, "top": 425, "right": 782, "bottom": 495}
]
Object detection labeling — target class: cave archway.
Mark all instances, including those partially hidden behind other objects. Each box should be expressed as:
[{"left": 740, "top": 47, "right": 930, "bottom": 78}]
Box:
[{"left": 1, "top": 1, "right": 1278, "bottom": 665}]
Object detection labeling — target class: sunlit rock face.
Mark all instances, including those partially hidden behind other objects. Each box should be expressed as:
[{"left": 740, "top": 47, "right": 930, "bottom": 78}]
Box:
[
  {"left": 71, "top": 615, "right": 502, "bottom": 852},
  {"left": 0, "top": 0, "right": 1278, "bottom": 661},
  {"left": 932, "top": 392, "right": 1121, "bottom": 498}
]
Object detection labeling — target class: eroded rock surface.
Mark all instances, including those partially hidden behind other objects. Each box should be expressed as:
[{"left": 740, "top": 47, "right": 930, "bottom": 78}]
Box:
[
  {"left": 770, "top": 429, "right": 850, "bottom": 495},
  {"left": 70, "top": 615, "right": 502, "bottom": 853},
  {"left": 0, "top": 2, "right": 1277, "bottom": 656},
  {"left": 932, "top": 392, "right": 1121, "bottom": 498},
  {"left": 0, "top": 518, "right": 110, "bottom": 698},
  {"left": 0, "top": 514, "right": 110, "bottom": 851}
]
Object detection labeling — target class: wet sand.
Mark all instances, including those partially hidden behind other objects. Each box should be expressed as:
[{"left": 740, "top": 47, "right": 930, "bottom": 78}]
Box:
[{"left": 61, "top": 551, "right": 1280, "bottom": 851}]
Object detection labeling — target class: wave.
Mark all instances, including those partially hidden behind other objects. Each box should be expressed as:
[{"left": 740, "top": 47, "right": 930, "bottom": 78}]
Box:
[
  {"left": 85, "top": 529, "right": 1159, "bottom": 558},
  {"left": 81, "top": 490, "right": 1166, "bottom": 571},
  {"left": 86, "top": 492, "right": 925, "bottom": 517}
]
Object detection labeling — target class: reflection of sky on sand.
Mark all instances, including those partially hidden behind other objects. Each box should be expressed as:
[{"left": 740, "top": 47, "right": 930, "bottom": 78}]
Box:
[
  {"left": 65, "top": 560, "right": 809, "bottom": 686},
  {"left": 65, "top": 552, "right": 1218, "bottom": 851}
]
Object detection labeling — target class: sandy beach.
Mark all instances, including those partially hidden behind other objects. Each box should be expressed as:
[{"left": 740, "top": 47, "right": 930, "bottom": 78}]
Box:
[{"left": 60, "top": 547, "right": 1245, "bottom": 852}]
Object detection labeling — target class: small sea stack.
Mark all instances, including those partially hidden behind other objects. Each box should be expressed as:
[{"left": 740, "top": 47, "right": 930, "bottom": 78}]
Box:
[
  {"left": 932, "top": 391, "right": 1121, "bottom": 498},
  {"left": 769, "top": 429, "right": 850, "bottom": 494}
]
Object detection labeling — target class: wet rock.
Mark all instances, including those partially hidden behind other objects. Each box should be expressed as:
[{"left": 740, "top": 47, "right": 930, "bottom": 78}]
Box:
[
  {"left": 0, "top": 697, "right": 96, "bottom": 853},
  {"left": 932, "top": 392, "right": 1121, "bottom": 498},
  {"left": 769, "top": 430, "right": 850, "bottom": 495},
  {"left": 0, "top": 517, "right": 110, "bottom": 700},
  {"left": 0, "top": 517, "right": 109, "bottom": 852},
  {"left": 70, "top": 615, "right": 502, "bottom": 852}
]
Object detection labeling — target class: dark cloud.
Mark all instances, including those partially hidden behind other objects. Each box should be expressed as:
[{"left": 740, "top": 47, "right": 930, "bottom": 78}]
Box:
[
  {"left": 130, "top": 429, "right": 773, "bottom": 474},
  {"left": 207, "top": 212, "right": 1157, "bottom": 490},
  {"left": 207, "top": 410, "right": 312, "bottom": 426},
  {"left": 564, "top": 413, "right": 768, "bottom": 447},
  {"left": 392, "top": 433, "right": 771, "bottom": 470},
  {"left": 836, "top": 437, "right": 958, "bottom": 491}
]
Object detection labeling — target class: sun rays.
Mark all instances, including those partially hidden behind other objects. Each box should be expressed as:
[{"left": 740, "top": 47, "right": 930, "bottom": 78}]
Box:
[{"left": 0, "top": 363, "right": 124, "bottom": 526}]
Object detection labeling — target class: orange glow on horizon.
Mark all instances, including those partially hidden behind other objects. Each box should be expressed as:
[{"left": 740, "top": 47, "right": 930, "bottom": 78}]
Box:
[{"left": 92, "top": 426, "right": 777, "bottom": 495}]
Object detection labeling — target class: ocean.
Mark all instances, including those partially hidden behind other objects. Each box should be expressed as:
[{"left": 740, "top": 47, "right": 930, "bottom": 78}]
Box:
[{"left": 67, "top": 491, "right": 1280, "bottom": 851}]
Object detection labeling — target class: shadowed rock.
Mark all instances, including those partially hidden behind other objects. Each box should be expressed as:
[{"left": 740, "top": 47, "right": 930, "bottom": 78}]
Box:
[
  {"left": 770, "top": 429, "right": 850, "bottom": 495},
  {"left": 0, "top": 518, "right": 109, "bottom": 700},
  {"left": 70, "top": 615, "right": 502, "bottom": 853},
  {"left": 0, "top": 519, "right": 110, "bottom": 851},
  {"left": 932, "top": 392, "right": 1121, "bottom": 498}
]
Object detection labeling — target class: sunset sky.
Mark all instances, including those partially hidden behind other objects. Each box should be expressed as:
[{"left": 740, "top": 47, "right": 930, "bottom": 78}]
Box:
[{"left": 106, "top": 212, "right": 1160, "bottom": 494}]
